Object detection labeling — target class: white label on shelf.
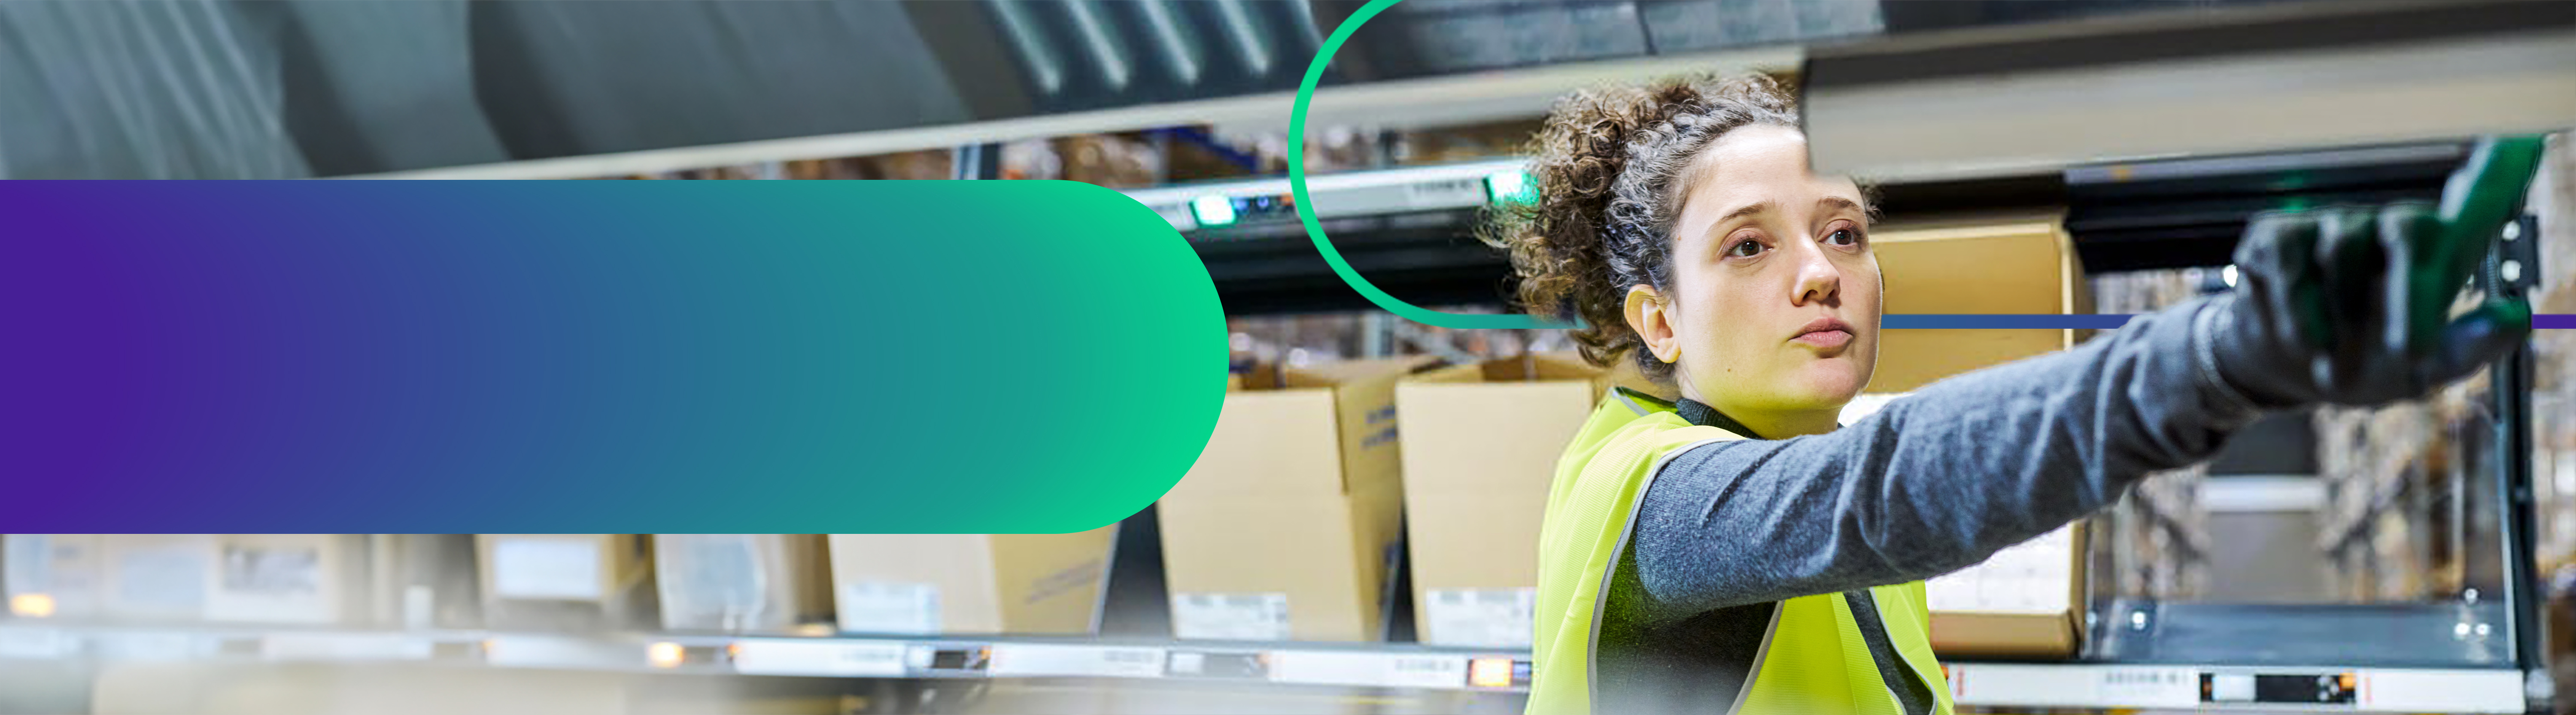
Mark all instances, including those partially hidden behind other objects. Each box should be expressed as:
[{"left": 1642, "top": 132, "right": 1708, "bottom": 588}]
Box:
[
  {"left": 1167, "top": 651, "right": 1206, "bottom": 675},
  {"left": 490, "top": 538, "right": 602, "bottom": 600},
  {"left": 1172, "top": 592, "right": 1289, "bottom": 641},
  {"left": 2095, "top": 667, "right": 2199, "bottom": 707},
  {"left": 2207, "top": 673, "right": 2255, "bottom": 702},
  {"left": 261, "top": 633, "right": 432, "bottom": 661},
  {"left": 1404, "top": 177, "right": 1488, "bottom": 209},
  {"left": 95, "top": 633, "right": 208, "bottom": 662},
  {"left": 1421, "top": 588, "right": 1535, "bottom": 648},
  {"left": 483, "top": 636, "right": 643, "bottom": 669},
  {"left": 731, "top": 639, "right": 909, "bottom": 677},
  {"left": 0, "top": 627, "right": 70, "bottom": 659},
  {"left": 836, "top": 582, "right": 940, "bottom": 636},
  {"left": 1267, "top": 650, "right": 1466, "bottom": 688},
  {"left": 2360, "top": 669, "right": 2526, "bottom": 713},
  {"left": 988, "top": 643, "right": 1166, "bottom": 679},
  {"left": 1385, "top": 654, "right": 1471, "bottom": 689}
]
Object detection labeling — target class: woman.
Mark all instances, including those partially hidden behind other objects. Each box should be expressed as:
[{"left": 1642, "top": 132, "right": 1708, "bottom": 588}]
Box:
[{"left": 1492, "top": 76, "right": 2533, "bottom": 715}]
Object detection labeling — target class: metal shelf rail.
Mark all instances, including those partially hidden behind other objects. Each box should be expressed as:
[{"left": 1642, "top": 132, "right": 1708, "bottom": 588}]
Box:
[{"left": 0, "top": 623, "right": 2538, "bottom": 712}]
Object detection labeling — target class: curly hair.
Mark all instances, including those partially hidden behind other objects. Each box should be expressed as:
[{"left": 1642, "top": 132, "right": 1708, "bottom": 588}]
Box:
[{"left": 1482, "top": 74, "right": 1802, "bottom": 383}]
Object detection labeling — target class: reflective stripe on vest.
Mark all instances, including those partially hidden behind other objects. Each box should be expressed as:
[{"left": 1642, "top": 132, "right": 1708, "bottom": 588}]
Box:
[{"left": 1528, "top": 388, "right": 1955, "bottom": 715}]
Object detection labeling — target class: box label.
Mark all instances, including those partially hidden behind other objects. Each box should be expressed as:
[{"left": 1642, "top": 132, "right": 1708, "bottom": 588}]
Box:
[
  {"left": 491, "top": 538, "right": 603, "bottom": 600},
  {"left": 209, "top": 543, "right": 331, "bottom": 623},
  {"left": 221, "top": 545, "right": 319, "bottom": 596},
  {"left": 1927, "top": 525, "right": 2072, "bottom": 613},
  {"left": 837, "top": 582, "right": 940, "bottom": 635},
  {"left": 1173, "top": 592, "right": 1290, "bottom": 641},
  {"left": 667, "top": 535, "right": 763, "bottom": 627},
  {"left": 1422, "top": 588, "right": 1535, "bottom": 648},
  {"left": 113, "top": 544, "right": 207, "bottom": 613}
]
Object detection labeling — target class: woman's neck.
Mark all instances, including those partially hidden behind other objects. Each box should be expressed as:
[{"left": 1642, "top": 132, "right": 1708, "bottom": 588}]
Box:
[{"left": 1679, "top": 387, "right": 1842, "bottom": 438}]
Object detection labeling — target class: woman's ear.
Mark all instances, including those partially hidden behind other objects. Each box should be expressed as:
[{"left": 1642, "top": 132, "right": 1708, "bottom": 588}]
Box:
[{"left": 1624, "top": 284, "right": 1680, "bottom": 364}]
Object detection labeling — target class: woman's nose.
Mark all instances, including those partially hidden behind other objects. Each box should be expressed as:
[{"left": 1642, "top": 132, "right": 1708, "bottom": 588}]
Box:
[{"left": 1792, "top": 241, "right": 1841, "bottom": 306}]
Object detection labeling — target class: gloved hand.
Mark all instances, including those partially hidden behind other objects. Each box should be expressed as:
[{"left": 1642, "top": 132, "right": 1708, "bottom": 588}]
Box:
[{"left": 2207, "top": 136, "right": 2542, "bottom": 408}]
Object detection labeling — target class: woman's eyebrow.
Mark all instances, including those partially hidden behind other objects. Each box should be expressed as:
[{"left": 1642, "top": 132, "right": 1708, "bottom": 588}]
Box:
[
  {"left": 1715, "top": 200, "right": 1774, "bottom": 225},
  {"left": 1817, "top": 196, "right": 1865, "bottom": 215}
]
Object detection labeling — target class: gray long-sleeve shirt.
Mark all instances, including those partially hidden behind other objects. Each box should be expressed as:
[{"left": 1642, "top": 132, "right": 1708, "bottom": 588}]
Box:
[{"left": 1617, "top": 294, "right": 2264, "bottom": 628}]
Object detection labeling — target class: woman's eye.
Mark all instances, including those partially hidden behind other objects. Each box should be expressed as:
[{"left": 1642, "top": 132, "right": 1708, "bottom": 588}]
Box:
[
  {"left": 1726, "top": 239, "right": 1765, "bottom": 258},
  {"left": 1824, "top": 228, "right": 1862, "bottom": 246}
]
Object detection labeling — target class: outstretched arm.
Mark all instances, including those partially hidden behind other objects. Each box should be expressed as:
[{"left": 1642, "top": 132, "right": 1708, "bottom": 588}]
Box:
[{"left": 1623, "top": 136, "right": 2540, "bottom": 624}]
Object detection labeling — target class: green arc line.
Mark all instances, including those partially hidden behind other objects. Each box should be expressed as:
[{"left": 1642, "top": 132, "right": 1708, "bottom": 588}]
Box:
[{"left": 1289, "top": 0, "right": 1579, "bottom": 330}]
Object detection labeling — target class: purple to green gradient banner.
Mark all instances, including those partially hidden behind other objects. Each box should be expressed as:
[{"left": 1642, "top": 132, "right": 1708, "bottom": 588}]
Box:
[{"left": 0, "top": 181, "right": 1227, "bottom": 533}]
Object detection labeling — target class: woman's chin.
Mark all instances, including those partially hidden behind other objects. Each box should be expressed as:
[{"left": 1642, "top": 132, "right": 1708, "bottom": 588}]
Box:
[{"left": 1787, "top": 367, "right": 1873, "bottom": 407}]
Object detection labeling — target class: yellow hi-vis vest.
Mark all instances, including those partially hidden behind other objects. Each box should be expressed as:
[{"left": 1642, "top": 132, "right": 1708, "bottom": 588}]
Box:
[{"left": 1529, "top": 388, "right": 1954, "bottom": 715}]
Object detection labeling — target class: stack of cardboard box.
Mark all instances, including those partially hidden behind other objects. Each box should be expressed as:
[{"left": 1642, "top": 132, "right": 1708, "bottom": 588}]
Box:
[
  {"left": 1159, "top": 356, "right": 1426, "bottom": 642},
  {"left": 1394, "top": 354, "right": 1639, "bottom": 648},
  {"left": 1868, "top": 215, "right": 2098, "bottom": 658}
]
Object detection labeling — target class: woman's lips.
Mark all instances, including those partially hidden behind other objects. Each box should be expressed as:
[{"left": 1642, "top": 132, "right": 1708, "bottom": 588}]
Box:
[
  {"left": 1790, "top": 316, "right": 1856, "bottom": 350},
  {"left": 1793, "top": 329, "right": 1853, "bottom": 348}
]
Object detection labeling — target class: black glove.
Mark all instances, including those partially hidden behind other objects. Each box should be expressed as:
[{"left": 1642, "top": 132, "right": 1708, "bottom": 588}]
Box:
[{"left": 2207, "top": 136, "right": 2541, "bottom": 409}]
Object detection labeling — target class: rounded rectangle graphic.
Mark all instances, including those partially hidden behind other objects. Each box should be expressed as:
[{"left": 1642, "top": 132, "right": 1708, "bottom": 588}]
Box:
[{"left": 0, "top": 180, "right": 1227, "bottom": 533}]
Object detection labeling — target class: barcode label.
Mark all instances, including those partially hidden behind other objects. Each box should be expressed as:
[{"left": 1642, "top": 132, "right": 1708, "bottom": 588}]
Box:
[
  {"left": 1387, "top": 655, "right": 1470, "bottom": 689},
  {"left": 1422, "top": 588, "right": 1534, "bottom": 648},
  {"left": 1406, "top": 178, "right": 1488, "bottom": 207},
  {"left": 1268, "top": 651, "right": 1465, "bottom": 688},
  {"left": 989, "top": 644, "right": 1167, "bottom": 679},
  {"left": 2095, "top": 667, "right": 2199, "bottom": 706},
  {"left": 731, "top": 639, "right": 910, "bottom": 677},
  {"left": 1173, "top": 592, "right": 1290, "bottom": 641}
]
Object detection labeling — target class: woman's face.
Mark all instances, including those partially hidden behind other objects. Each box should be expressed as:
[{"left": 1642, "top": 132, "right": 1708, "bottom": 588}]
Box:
[{"left": 1629, "top": 124, "right": 1880, "bottom": 430}]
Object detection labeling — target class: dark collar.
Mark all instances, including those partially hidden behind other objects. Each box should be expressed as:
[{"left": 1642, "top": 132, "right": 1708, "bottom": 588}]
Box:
[{"left": 1675, "top": 398, "right": 1767, "bottom": 440}]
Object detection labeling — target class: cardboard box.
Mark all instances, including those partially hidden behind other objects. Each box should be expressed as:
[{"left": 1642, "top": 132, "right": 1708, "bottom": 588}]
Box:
[
  {"left": 476, "top": 535, "right": 654, "bottom": 632},
  {"left": 654, "top": 534, "right": 832, "bottom": 633},
  {"left": 1925, "top": 524, "right": 2088, "bottom": 658},
  {"left": 4, "top": 534, "right": 106, "bottom": 619},
  {"left": 826, "top": 529, "right": 1116, "bottom": 636},
  {"left": 1396, "top": 354, "right": 1607, "bottom": 648},
  {"left": 1158, "top": 356, "right": 1430, "bottom": 642},
  {"left": 1869, "top": 215, "right": 2090, "bottom": 394}
]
